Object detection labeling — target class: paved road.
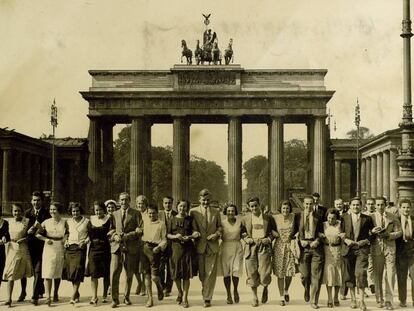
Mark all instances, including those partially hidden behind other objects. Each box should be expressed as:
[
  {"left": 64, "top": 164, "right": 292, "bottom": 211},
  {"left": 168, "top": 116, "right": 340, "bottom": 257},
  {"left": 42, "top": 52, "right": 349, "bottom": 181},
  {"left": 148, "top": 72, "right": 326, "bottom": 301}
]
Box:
[{"left": 0, "top": 272, "right": 409, "bottom": 310}]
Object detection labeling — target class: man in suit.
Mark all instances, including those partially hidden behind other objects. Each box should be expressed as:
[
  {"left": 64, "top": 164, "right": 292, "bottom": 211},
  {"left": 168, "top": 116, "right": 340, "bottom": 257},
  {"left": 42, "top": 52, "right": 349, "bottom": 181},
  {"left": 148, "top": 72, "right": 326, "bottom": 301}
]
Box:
[
  {"left": 242, "top": 196, "right": 276, "bottom": 307},
  {"left": 158, "top": 196, "right": 176, "bottom": 296},
  {"left": 342, "top": 197, "right": 374, "bottom": 311},
  {"left": 190, "top": 189, "right": 222, "bottom": 308},
  {"left": 363, "top": 197, "right": 376, "bottom": 296},
  {"left": 313, "top": 192, "right": 327, "bottom": 221},
  {"left": 110, "top": 192, "right": 143, "bottom": 308},
  {"left": 298, "top": 195, "right": 324, "bottom": 309},
  {"left": 24, "top": 191, "right": 51, "bottom": 305},
  {"left": 396, "top": 199, "right": 414, "bottom": 308},
  {"left": 371, "top": 197, "right": 402, "bottom": 310}
]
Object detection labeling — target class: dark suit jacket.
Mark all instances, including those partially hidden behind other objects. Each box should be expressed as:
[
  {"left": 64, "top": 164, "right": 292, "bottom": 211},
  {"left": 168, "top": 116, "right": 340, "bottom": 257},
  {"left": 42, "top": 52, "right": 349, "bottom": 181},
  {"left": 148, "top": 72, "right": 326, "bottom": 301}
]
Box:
[
  {"left": 340, "top": 212, "right": 374, "bottom": 256},
  {"left": 314, "top": 205, "right": 327, "bottom": 221},
  {"left": 396, "top": 215, "right": 414, "bottom": 257},
  {"left": 25, "top": 207, "right": 51, "bottom": 259},
  {"left": 159, "top": 209, "right": 177, "bottom": 255},
  {"left": 110, "top": 207, "right": 143, "bottom": 254},
  {"left": 298, "top": 210, "right": 324, "bottom": 242},
  {"left": 190, "top": 206, "right": 222, "bottom": 255},
  {"left": 241, "top": 213, "right": 275, "bottom": 259}
]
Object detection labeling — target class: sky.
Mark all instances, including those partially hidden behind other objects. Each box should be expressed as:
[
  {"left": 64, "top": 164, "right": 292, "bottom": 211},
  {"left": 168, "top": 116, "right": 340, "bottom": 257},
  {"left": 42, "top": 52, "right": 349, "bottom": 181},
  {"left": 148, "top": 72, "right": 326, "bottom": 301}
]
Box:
[{"left": 0, "top": 0, "right": 405, "bottom": 179}]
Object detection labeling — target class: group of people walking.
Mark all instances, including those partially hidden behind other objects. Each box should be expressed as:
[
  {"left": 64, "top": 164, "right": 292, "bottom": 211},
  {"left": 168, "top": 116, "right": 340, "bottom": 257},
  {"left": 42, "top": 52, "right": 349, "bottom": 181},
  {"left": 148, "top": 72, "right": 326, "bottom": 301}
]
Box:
[{"left": 0, "top": 190, "right": 413, "bottom": 311}]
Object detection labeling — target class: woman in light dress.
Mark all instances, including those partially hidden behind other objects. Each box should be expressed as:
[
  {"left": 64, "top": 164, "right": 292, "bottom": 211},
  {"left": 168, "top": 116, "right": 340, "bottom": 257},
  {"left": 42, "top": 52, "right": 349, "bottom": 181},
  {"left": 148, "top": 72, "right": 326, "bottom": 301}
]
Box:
[
  {"left": 0, "top": 210, "right": 10, "bottom": 290},
  {"left": 87, "top": 201, "right": 111, "bottom": 305},
  {"left": 272, "top": 200, "right": 298, "bottom": 306},
  {"left": 220, "top": 204, "right": 244, "bottom": 305},
  {"left": 36, "top": 202, "right": 66, "bottom": 306},
  {"left": 3, "top": 203, "right": 33, "bottom": 307},
  {"left": 64, "top": 202, "right": 90, "bottom": 304},
  {"left": 321, "top": 208, "right": 343, "bottom": 308}
]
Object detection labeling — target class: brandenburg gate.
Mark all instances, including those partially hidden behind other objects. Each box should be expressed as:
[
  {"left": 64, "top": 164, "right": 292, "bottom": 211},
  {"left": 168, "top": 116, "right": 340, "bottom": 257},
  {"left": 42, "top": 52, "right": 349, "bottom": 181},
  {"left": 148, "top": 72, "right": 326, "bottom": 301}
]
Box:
[{"left": 81, "top": 65, "right": 334, "bottom": 211}]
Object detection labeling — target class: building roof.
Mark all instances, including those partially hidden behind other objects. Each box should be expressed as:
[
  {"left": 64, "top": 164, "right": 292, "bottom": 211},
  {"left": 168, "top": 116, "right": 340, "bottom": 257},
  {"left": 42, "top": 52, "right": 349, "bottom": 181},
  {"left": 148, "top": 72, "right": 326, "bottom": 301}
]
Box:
[{"left": 42, "top": 137, "right": 87, "bottom": 147}]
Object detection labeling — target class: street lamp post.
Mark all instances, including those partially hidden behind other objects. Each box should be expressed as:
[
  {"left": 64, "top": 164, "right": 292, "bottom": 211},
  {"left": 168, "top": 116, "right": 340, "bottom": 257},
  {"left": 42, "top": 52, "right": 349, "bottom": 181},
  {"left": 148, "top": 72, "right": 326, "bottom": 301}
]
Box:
[
  {"left": 355, "top": 99, "right": 361, "bottom": 197},
  {"left": 51, "top": 99, "right": 58, "bottom": 201}
]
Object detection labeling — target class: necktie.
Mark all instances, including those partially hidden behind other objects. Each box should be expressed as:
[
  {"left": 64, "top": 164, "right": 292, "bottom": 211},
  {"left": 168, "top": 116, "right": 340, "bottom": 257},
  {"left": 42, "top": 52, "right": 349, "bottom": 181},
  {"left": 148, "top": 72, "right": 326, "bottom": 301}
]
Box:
[
  {"left": 405, "top": 219, "right": 411, "bottom": 241},
  {"left": 381, "top": 214, "right": 385, "bottom": 228},
  {"left": 121, "top": 210, "right": 126, "bottom": 229},
  {"left": 204, "top": 208, "right": 208, "bottom": 228},
  {"left": 305, "top": 213, "right": 310, "bottom": 232}
]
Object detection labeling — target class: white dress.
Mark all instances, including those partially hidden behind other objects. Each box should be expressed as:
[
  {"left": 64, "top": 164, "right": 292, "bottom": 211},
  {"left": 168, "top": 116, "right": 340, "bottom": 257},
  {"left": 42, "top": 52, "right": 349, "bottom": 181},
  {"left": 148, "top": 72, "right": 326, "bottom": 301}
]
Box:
[
  {"left": 41, "top": 218, "right": 66, "bottom": 279},
  {"left": 219, "top": 217, "right": 243, "bottom": 277}
]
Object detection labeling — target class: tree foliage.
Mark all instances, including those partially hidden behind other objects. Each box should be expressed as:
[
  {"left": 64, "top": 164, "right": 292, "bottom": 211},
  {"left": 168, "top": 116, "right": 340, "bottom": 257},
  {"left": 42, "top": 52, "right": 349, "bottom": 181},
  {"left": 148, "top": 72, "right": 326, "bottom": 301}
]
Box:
[
  {"left": 346, "top": 126, "right": 375, "bottom": 139},
  {"left": 113, "top": 126, "right": 226, "bottom": 206}
]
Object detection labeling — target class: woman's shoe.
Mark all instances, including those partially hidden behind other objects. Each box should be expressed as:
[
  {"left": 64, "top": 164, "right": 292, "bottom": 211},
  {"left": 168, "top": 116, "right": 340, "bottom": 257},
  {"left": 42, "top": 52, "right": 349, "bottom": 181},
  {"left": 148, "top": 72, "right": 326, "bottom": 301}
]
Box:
[
  {"left": 45, "top": 298, "right": 51, "bottom": 307},
  {"left": 334, "top": 300, "right": 340, "bottom": 307},
  {"left": 4, "top": 301, "right": 12, "bottom": 307},
  {"left": 90, "top": 298, "right": 98, "bottom": 305},
  {"left": 234, "top": 291, "right": 240, "bottom": 303},
  {"left": 70, "top": 299, "right": 76, "bottom": 305},
  {"left": 176, "top": 296, "right": 183, "bottom": 305},
  {"left": 280, "top": 300, "right": 286, "bottom": 306},
  {"left": 284, "top": 294, "right": 290, "bottom": 302},
  {"left": 226, "top": 296, "right": 233, "bottom": 304},
  {"left": 182, "top": 301, "right": 189, "bottom": 308},
  {"left": 53, "top": 295, "right": 59, "bottom": 302},
  {"left": 102, "top": 296, "right": 108, "bottom": 303},
  {"left": 327, "top": 301, "right": 333, "bottom": 308}
]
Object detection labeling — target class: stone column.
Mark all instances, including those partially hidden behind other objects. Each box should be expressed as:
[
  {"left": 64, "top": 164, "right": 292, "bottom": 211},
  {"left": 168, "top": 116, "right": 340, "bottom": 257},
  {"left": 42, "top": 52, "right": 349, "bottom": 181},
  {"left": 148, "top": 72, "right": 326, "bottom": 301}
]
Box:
[
  {"left": 371, "top": 155, "right": 377, "bottom": 197},
  {"left": 390, "top": 149, "right": 399, "bottom": 203},
  {"left": 383, "top": 151, "right": 390, "bottom": 200},
  {"left": 268, "top": 117, "right": 284, "bottom": 213},
  {"left": 377, "top": 152, "right": 384, "bottom": 197},
  {"left": 32, "top": 154, "right": 41, "bottom": 192},
  {"left": 172, "top": 117, "right": 190, "bottom": 203},
  {"left": 2, "top": 149, "right": 11, "bottom": 214},
  {"left": 88, "top": 118, "right": 102, "bottom": 200},
  {"left": 102, "top": 123, "right": 114, "bottom": 199},
  {"left": 313, "top": 116, "right": 327, "bottom": 204},
  {"left": 361, "top": 159, "right": 366, "bottom": 195},
  {"left": 228, "top": 117, "right": 242, "bottom": 211},
  {"left": 306, "top": 120, "right": 315, "bottom": 194},
  {"left": 366, "top": 157, "right": 372, "bottom": 197},
  {"left": 350, "top": 161, "right": 357, "bottom": 197},
  {"left": 23, "top": 153, "right": 32, "bottom": 195},
  {"left": 130, "top": 117, "right": 152, "bottom": 206},
  {"left": 334, "top": 159, "right": 342, "bottom": 199},
  {"left": 13, "top": 151, "right": 22, "bottom": 201},
  {"left": 144, "top": 122, "right": 152, "bottom": 201},
  {"left": 41, "top": 157, "right": 48, "bottom": 192}
]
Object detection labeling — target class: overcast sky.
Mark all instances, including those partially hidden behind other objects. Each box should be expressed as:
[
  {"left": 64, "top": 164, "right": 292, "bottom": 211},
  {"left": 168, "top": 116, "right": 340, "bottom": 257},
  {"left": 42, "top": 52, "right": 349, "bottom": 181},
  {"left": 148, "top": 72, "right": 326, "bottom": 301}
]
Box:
[{"left": 0, "top": 0, "right": 405, "bottom": 178}]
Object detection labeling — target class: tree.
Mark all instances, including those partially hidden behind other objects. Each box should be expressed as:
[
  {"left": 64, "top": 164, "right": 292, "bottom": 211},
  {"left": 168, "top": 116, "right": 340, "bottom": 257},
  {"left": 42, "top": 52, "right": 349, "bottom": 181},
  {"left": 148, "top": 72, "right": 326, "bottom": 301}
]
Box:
[
  {"left": 346, "top": 127, "right": 375, "bottom": 139},
  {"left": 113, "top": 126, "right": 226, "bottom": 205},
  {"left": 243, "top": 155, "right": 268, "bottom": 205}
]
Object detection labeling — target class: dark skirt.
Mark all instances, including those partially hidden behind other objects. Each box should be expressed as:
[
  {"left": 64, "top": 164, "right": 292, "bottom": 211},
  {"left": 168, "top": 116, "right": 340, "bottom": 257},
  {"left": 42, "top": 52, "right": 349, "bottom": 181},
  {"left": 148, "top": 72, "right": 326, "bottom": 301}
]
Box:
[
  {"left": 170, "top": 241, "right": 196, "bottom": 280},
  {"left": 0, "top": 247, "right": 5, "bottom": 282},
  {"left": 87, "top": 244, "right": 110, "bottom": 278},
  {"left": 64, "top": 245, "right": 87, "bottom": 282}
]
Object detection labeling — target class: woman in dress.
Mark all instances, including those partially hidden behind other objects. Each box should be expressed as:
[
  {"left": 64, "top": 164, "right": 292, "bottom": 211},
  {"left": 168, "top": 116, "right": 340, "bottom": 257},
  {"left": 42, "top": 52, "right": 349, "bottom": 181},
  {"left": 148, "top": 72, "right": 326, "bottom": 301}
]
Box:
[
  {"left": 87, "top": 201, "right": 111, "bottom": 305},
  {"left": 167, "top": 200, "right": 197, "bottom": 308},
  {"left": 64, "top": 202, "right": 90, "bottom": 304},
  {"left": 0, "top": 208, "right": 10, "bottom": 289},
  {"left": 36, "top": 202, "right": 66, "bottom": 306},
  {"left": 220, "top": 204, "right": 244, "bottom": 305},
  {"left": 321, "top": 208, "right": 343, "bottom": 308},
  {"left": 3, "top": 203, "right": 33, "bottom": 307},
  {"left": 272, "top": 200, "right": 298, "bottom": 306}
]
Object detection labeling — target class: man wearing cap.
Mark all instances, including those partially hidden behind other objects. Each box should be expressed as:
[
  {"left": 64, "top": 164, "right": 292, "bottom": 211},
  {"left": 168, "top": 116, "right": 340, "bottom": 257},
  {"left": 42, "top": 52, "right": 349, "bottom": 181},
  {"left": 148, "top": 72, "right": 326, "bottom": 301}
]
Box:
[
  {"left": 242, "top": 196, "right": 276, "bottom": 307},
  {"left": 312, "top": 192, "right": 327, "bottom": 221},
  {"left": 190, "top": 189, "right": 222, "bottom": 308}
]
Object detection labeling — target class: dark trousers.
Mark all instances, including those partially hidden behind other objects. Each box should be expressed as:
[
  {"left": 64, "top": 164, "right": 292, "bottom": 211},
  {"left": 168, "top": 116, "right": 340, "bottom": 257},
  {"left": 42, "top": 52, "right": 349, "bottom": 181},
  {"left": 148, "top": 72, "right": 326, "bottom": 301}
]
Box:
[
  {"left": 30, "top": 250, "right": 44, "bottom": 299},
  {"left": 110, "top": 250, "right": 138, "bottom": 301},
  {"left": 159, "top": 249, "right": 173, "bottom": 292},
  {"left": 396, "top": 253, "right": 414, "bottom": 303},
  {"left": 343, "top": 247, "right": 369, "bottom": 289},
  {"left": 299, "top": 246, "right": 324, "bottom": 304}
]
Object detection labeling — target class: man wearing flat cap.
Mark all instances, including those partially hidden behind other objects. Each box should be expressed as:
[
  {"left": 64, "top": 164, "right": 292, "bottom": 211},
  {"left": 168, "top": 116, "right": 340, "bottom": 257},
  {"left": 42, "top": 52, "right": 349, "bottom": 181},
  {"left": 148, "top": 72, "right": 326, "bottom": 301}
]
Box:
[{"left": 190, "top": 189, "right": 222, "bottom": 307}]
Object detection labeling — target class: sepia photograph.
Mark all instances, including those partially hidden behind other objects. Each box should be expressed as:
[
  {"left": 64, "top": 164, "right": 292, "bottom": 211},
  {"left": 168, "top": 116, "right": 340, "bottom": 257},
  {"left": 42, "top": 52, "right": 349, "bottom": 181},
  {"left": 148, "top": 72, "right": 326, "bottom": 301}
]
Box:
[{"left": 0, "top": 0, "right": 413, "bottom": 310}]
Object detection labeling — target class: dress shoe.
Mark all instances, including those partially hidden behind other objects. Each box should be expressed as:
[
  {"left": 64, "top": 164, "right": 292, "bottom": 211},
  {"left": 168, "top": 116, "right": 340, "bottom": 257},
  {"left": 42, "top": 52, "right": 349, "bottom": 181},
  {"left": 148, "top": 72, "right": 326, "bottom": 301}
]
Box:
[
  {"left": 111, "top": 300, "right": 119, "bottom": 308},
  {"left": 102, "top": 296, "right": 108, "bottom": 303},
  {"left": 203, "top": 300, "right": 211, "bottom": 308},
  {"left": 4, "top": 300, "right": 12, "bottom": 307},
  {"left": 261, "top": 286, "right": 268, "bottom": 304},
  {"left": 53, "top": 295, "right": 59, "bottom": 302},
  {"left": 31, "top": 299, "right": 38, "bottom": 306},
  {"left": 124, "top": 297, "right": 132, "bottom": 305},
  {"left": 17, "top": 292, "right": 26, "bottom": 302},
  {"left": 280, "top": 300, "right": 286, "bottom": 306},
  {"left": 399, "top": 301, "right": 407, "bottom": 307},
  {"left": 158, "top": 290, "right": 164, "bottom": 301},
  {"left": 284, "top": 294, "right": 290, "bottom": 302},
  {"left": 304, "top": 288, "right": 310, "bottom": 302},
  {"left": 334, "top": 300, "right": 340, "bottom": 307},
  {"left": 252, "top": 299, "right": 259, "bottom": 307},
  {"left": 226, "top": 296, "right": 233, "bottom": 304},
  {"left": 377, "top": 300, "right": 385, "bottom": 308},
  {"left": 350, "top": 300, "right": 357, "bottom": 309},
  {"left": 45, "top": 298, "right": 51, "bottom": 307},
  {"left": 385, "top": 301, "right": 393, "bottom": 310},
  {"left": 360, "top": 301, "right": 367, "bottom": 311},
  {"left": 176, "top": 295, "right": 183, "bottom": 304},
  {"left": 146, "top": 299, "right": 154, "bottom": 308},
  {"left": 233, "top": 290, "right": 239, "bottom": 303},
  {"left": 182, "top": 301, "right": 189, "bottom": 308},
  {"left": 327, "top": 301, "right": 333, "bottom": 308},
  {"left": 90, "top": 298, "right": 98, "bottom": 305},
  {"left": 311, "top": 303, "right": 319, "bottom": 309},
  {"left": 370, "top": 284, "right": 375, "bottom": 294},
  {"left": 135, "top": 285, "right": 141, "bottom": 295}
]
